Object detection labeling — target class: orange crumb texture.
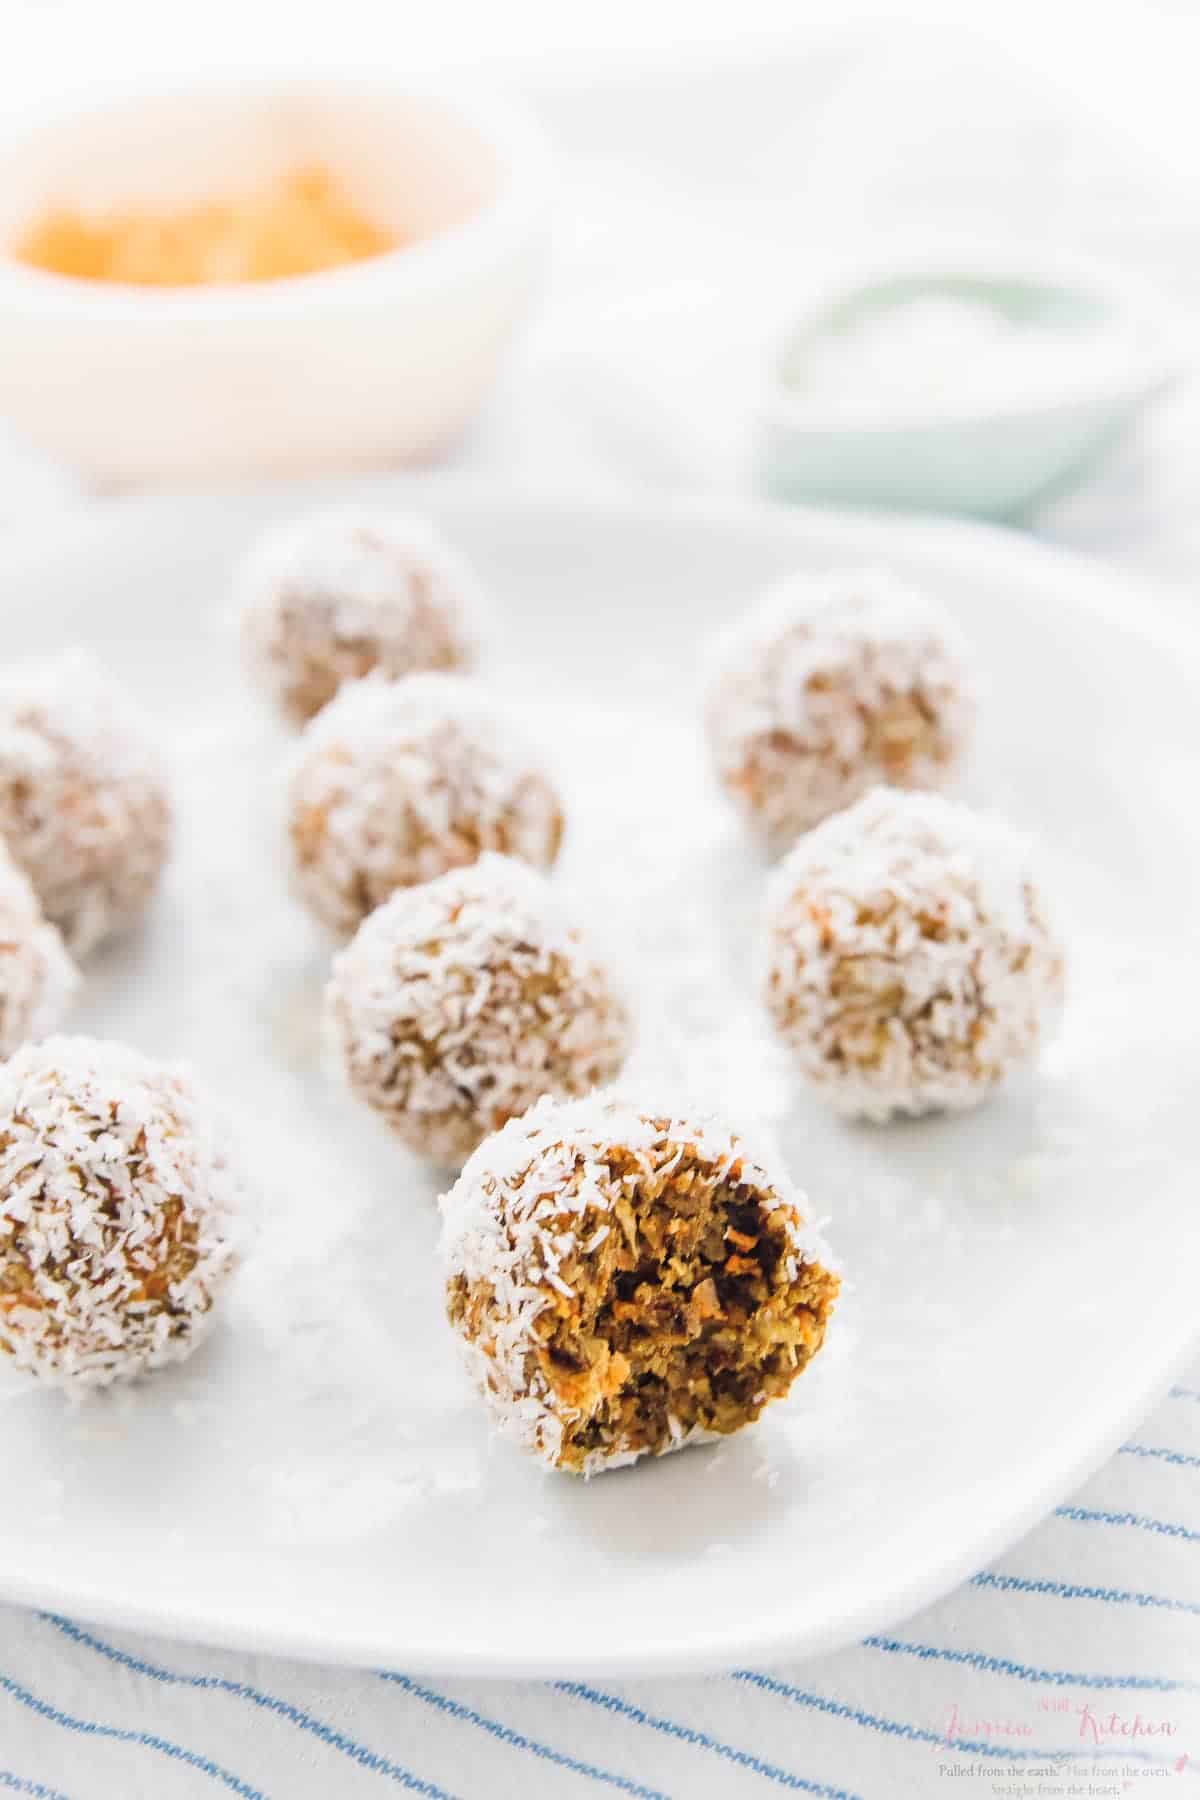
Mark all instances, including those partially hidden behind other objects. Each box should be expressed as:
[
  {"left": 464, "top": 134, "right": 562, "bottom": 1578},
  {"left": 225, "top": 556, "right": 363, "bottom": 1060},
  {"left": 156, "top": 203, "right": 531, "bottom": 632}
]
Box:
[{"left": 12, "top": 165, "right": 398, "bottom": 286}]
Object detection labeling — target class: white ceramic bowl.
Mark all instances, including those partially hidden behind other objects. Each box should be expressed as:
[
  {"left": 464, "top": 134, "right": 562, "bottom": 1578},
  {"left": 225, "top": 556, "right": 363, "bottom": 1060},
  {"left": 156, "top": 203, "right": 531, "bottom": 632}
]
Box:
[
  {"left": 0, "top": 79, "right": 551, "bottom": 486},
  {"left": 757, "top": 252, "right": 1183, "bottom": 521}
]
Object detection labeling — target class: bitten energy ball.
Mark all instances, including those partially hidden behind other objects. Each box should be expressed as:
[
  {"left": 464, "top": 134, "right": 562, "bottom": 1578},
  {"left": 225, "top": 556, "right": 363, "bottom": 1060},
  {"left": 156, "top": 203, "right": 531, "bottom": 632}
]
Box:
[
  {"left": 704, "top": 567, "right": 974, "bottom": 851},
  {"left": 442, "top": 1093, "right": 839, "bottom": 1474},
  {"left": 0, "top": 1038, "right": 240, "bottom": 1386},
  {"left": 0, "top": 653, "right": 172, "bottom": 954},
  {"left": 288, "top": 673, "right": 564, "bottom": 937},
  {"left": 764, "top": 788, "right": 1065, "bottom": 1120},
  {"left": 0, "top": 844, "right": 78, "bottom": 1057},
  {"left": 239, "top": 507, "right": 484, "bottom": 724},
  {"left": 326, "top": 855, "right": 630, "bottom": 1167}
]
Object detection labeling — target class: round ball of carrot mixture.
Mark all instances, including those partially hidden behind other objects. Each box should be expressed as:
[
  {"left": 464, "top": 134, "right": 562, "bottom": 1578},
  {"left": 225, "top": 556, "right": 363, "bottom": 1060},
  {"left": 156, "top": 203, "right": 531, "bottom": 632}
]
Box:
[
  {"left": 0, "top": 1037, "right": 240, "bottom": 1387},
  {"left": 239, "top": 507, "right": 485, "bottom": 725},
  {"left": 287, "top": 672, "right": 564, "bottom": 937},
  {"left": 704, "top": 566, "right": 974, "bottom": 853},
  {"left": 325, "top": 854, "right": 631, "bottom": 1168},
  {"left": 763, "top": 787, "right": 1065, "bottom": 1119},
  {"left": 0, "top": 841, "right": 78, "bottom": 1056},
  {"left": 0, "top": 653, "right": 172, "bottom": 954},
  {"left": 441, "top": 1092, "right": 839, "bottom": 1475}
]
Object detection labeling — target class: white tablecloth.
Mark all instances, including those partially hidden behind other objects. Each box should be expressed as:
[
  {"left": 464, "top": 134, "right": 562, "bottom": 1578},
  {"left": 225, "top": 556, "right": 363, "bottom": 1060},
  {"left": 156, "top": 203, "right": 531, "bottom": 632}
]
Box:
[{"left": 0, "top": 31, "right": 1198, "bottom": 1798}]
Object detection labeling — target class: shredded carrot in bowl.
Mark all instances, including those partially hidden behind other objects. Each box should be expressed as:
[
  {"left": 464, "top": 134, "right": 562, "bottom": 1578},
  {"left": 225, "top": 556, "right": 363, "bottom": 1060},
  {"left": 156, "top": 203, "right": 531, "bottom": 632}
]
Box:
[{"left": 12, "top": 165, "right": 399, "bottom": 286}]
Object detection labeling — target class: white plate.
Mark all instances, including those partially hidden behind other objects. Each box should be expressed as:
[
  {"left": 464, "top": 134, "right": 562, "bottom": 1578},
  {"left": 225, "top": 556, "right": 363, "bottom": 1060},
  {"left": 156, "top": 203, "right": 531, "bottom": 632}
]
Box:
[{"left": 0, "top": 481, "right": 1197, "bottom": 1678}]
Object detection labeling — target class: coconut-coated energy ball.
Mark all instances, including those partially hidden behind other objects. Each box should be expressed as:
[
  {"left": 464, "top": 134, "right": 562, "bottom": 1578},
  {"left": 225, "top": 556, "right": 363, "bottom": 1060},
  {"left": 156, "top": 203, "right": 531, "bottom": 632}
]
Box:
[
  {"left": 288, "top": 673, "right": 564, "bottom": 937},
  {"left": 325, "top": 854, "right": 630, "bottom": 1168},
  {"left": 0, "top": 653, "right": 172, "bottom": 954},
  {"left": 0, "top": 1038, "right": 240, "bottom": 1386},
  {"left": 0, "top": 844, "right": 78, "bottom": 1057},
  {"left": 239, "top": 507, "right": 485, "bottom": 724},
  {"left": 442, "top": 1092, "right": 840, "bottom": 1474},
  {"left": 763, "top": 789, "right": 1065, "bottom": 1120},
  {"left": 704, "top": 567, "right": 974, "bottom": 852}
]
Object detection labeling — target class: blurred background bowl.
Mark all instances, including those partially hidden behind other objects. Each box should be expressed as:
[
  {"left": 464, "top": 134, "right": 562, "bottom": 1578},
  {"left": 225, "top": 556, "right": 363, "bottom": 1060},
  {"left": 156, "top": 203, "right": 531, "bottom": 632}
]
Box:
[
  {"left": 0, "top": 77, "right": 551, "bottom": 487},
  {"left": 757, "top": 253, "right": 1182, "bottom": 521}
]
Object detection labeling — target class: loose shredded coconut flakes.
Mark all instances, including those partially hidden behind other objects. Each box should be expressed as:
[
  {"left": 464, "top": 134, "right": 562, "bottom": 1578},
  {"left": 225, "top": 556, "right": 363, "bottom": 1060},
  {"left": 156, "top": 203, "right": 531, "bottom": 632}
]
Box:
[
  {"left": 287, "top": 671, "right": 564, "bottom": 937},
  {"left": 763, "top": 788, "right": 1065, "bottom": 1120},
  {"left": 239, "top": 507, "right": 486, "bottom": 725},
  {"left": 324, "top": 853, "right": 630, "bottom": 1168},
  {"left": 0, "top": 651, "right": 172, "bottom": 955},
  {"left": 0, "top": 1037, "right": 240, "bottom": 1387},
  {"left": 704, "top": 566, "right": 974, "bottom": 852},
  {"left": 441, "top": 1090, "right": 839, "bottom": 1476},
  {"left": 783, "top": 295, "right": 1146, "bottom": 427}
]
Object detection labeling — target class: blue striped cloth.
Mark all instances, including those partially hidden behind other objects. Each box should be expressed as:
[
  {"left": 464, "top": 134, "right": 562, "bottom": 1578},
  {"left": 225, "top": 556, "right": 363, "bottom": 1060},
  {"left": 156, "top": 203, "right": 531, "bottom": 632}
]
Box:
[{"left": 1, "top": 1360, "right": 1195, "bottom": 1798}]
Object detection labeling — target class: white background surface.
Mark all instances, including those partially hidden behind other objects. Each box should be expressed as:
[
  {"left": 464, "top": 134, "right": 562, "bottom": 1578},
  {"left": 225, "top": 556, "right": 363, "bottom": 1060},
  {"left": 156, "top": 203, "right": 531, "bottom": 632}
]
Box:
[{"left": 0, "top": 8, "right": 1198, "bottom": 1796}]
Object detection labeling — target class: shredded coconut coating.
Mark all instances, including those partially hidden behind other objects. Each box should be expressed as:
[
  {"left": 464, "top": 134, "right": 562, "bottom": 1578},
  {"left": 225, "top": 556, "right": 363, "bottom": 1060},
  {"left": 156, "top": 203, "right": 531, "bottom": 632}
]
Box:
[
  {"left": 0, "top": 653, "right": 172, "bottom": 954},
  {"left": 326, "top": 855, "right": 630, "bottom": 1168},
  {"left": 704, "top": 567, "right": 974, "bottom": 852},
  {"left": 441, "top": 1091, "right": 838, "bottom": 1475},
  {"left": 0, "top": 1037, "right": 240, "bottom": 1388},
  {"left": 239, "top": 507, "right": 485, "bottom": 725},
  {"left": 763, "top": 789, "right": 1065, "bottom": 1119},
  {"left": 0, "top": 844, "right": 78, "bottom": 1056},
  {"left": 288, "top": 672, "right": 564, "bottom": 937}
]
